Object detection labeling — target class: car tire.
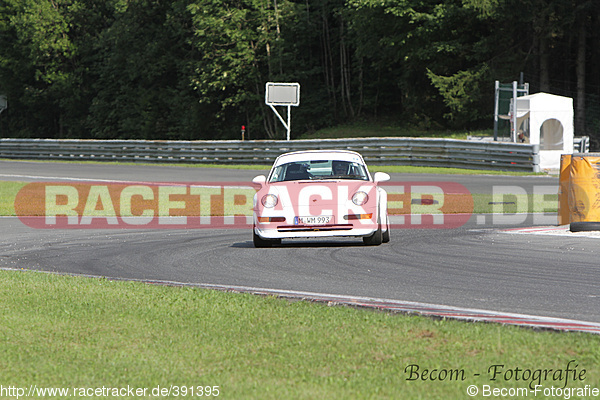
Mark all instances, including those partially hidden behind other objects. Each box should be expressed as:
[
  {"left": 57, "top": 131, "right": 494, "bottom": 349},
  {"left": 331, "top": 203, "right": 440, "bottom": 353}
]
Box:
[
  {"left": 253, "top": 228, "right": 271, "bottom": 248},
  {"left": 570, "top": 222, "right": 600, "bottom": 232},
  {"left": 253, "top": 227, "right": 281, "bottom": 248},
  {"left": 363, "top": 220, "right": 383, "bottom": 246},
  {"left": 382, "top": 217, "right": 390, "bottom": 243}
]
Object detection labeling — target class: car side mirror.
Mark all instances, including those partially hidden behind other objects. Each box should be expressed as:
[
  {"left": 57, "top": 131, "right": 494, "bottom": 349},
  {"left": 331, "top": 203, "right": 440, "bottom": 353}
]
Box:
[
  {"left": 252, "top": 175, "right": 267, "bottom": 185},
  {"left": 373, "top": 172, "right": 390, "bottom": 183}
]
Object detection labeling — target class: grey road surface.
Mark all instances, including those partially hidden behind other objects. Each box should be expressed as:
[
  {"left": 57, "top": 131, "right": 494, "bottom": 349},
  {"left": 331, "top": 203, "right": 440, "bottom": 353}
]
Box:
[
  {"left": 0, "top": 160, "right": 556, "bottom": 194},
  {"left": 1, "top": 218, "right": 599, "bottom": 323},
  {"left": 3, "top": 160, "right": 597, "bottom": 325}
]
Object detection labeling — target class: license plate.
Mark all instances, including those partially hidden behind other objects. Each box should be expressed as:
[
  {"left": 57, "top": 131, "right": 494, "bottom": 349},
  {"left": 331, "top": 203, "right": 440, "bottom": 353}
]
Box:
[{"left": 294, "top": 215, "right": 333, "bottom": 225}]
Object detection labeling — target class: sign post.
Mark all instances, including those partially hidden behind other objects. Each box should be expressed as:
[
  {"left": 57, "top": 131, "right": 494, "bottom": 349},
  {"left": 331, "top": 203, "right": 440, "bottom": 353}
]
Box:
[{"left": 265, "top": 82, "right": 300, "bottom": 141}]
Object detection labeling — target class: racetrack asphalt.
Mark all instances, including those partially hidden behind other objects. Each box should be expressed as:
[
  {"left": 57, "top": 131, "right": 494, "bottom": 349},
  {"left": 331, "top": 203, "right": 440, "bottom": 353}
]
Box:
[{"left": 2, "top": 160, "right": 599, "bottom": 327}]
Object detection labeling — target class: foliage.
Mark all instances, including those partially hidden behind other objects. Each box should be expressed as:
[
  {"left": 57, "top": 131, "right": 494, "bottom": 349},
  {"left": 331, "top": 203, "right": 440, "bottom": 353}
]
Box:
[
  {"left": 427, "top": 65, "right": 491, "bottom": 127},
  {"left": 86, "top": 0, "right": 206, "bottom": 139},
  {"left": 0, "top": 0, "right": 599, "bottom": 141}
]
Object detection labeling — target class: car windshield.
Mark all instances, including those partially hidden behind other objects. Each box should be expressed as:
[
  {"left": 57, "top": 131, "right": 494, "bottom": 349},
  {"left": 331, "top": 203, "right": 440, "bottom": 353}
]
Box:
[{"left": 269, "top": 160, "right": 370, "bottom": 182}]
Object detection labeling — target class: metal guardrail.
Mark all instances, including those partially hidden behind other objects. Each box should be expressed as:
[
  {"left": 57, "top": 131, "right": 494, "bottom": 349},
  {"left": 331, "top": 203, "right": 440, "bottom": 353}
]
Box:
[
  {"left": 574, "top": 136, "right": 590, "bottom": 153},
  {"left": 0, "top": 137, "right": 540, "bottom": 172}
]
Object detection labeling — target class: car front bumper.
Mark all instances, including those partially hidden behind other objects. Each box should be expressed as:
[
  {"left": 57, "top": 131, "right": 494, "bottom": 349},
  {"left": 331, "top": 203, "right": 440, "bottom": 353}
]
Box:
[{"left": 254, "top": 221, "right": 378, "bottom": 239}]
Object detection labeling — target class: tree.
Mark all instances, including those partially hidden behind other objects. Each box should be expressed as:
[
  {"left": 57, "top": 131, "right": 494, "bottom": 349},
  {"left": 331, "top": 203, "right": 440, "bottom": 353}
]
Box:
[
  {"left": 187, "top": 0, "right": 283, "bottom": 138},
  {"left": 87, "top": 0, "right": 208, "bottom": 139},
  {"left": 1, "top": 0, "right": 599, "bottom": 142},
  {"left": 0, "top": 0, "right": 80, "bottom": 137}
]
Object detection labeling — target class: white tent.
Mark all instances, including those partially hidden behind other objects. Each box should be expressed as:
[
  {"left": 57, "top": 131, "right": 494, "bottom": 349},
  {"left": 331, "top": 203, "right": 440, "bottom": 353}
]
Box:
[{"left": 514, "top": 92, "right": 574, "bottom": 170}]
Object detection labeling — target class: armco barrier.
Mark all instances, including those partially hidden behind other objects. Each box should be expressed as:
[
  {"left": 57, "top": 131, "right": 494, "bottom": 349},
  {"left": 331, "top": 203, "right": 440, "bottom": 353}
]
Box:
[{"left": 0, "top": 137, "right": 540, "bottom": 172}]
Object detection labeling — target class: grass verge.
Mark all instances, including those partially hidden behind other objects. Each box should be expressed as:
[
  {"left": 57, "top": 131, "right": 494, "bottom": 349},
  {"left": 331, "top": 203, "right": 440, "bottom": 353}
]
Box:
[
  {"left": 373, "top": 165, "right": 544, "bottom": 176},
  {"left": 1, "top": 270, "right": 599, "bottom": 399},
  {"left": 0, "top": 181, "right": 25, "bottom": 215},
  {"left": 296, "top": 121, "right": 488, "bottom": 140},
  {"left": 2, "top": 181, "right": 557, "bottom": 217},
  {"left": 0, "top": 158, "right": 271, "bottom": 170},
  {"left": 2, "top": 158, "right": 544, "bottom": 176}
]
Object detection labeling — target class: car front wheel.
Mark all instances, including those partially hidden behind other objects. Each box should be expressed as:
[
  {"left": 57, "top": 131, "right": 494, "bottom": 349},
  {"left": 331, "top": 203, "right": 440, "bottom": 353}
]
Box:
[
  {"left": 382, "top": 216, "right": 390, "bottom": 243},
  {"left": 363, "top": 224, "right": 383, "bottom": 246},
  {"left": 253, "top": 227, "right": 281, "bottom": 248}
]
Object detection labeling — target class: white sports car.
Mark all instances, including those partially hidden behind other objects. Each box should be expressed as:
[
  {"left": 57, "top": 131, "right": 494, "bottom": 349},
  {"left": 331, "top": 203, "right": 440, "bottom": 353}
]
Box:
[{"left": 252, "top": 150, "right": 390, "bottom": 247}]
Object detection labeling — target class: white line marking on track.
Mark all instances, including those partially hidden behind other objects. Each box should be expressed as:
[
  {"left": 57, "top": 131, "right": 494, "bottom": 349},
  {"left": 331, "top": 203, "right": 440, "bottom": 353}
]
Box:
[
  {"left": 0, "top": 174, "right": 253, "bottom": 189},
  {"left": 502, "top": 225, "right": 600, "bottom": 238},
  {"left": 0, "top": 173, "right": 155, "bottom": 183},
  {"left": 2, "top": 267, "right": 599, "bottom": 334}
]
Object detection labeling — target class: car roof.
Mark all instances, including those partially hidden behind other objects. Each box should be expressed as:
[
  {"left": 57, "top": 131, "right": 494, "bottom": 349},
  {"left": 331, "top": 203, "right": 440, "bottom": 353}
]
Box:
[{"left": 272, "top": 150, "right": 366, "bottom": 166}]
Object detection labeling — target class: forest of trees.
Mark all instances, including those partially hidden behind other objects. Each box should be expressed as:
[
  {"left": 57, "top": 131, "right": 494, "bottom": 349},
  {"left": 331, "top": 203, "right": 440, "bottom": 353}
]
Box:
[{"left": 0, "top": 0, "right": 598, "bottom": 143}]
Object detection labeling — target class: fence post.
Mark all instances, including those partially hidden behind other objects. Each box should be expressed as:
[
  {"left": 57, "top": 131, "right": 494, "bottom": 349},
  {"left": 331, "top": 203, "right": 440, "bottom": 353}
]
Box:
[{"left": 531, "top": 144, "right": 540, "bottom": 173}]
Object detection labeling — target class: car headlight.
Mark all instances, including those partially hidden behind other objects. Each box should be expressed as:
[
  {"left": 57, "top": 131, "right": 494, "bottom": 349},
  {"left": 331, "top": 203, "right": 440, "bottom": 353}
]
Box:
[
  {"left": 261, "top": 194, "right": 278, "bottom": 208},
  {"left": 352, "top": 191, "right": 368, "bottom": 206}
]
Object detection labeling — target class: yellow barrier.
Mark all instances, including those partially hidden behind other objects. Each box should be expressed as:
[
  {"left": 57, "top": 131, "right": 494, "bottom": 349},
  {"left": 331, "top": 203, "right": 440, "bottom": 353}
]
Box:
[
  {"left": 566, "top": 154, "right": 600, "bottom": 231},
  {"left": 558, "top": 154, "right": 571, "bottom": 225}
]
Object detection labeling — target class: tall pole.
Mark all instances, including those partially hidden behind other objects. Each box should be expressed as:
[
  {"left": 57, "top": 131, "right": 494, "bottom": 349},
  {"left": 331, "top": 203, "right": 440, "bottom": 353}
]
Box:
[
  {"left": 511, "top": 81, "right": 517, "bottom": 142},
  {"left": 286, "top": 106, "right": 291, "bottom": 141},
  {"left": 493, "top": 81, "right": 499, "bottom": 141}
]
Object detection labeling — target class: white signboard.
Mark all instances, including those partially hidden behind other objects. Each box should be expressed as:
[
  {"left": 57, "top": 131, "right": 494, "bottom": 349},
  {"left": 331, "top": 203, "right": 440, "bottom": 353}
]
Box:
[
  {"left": 265, "top": 83, "right": 300, "bottom": 106},
  {"left": 265, "top": 83, "right": 300, "bottom": 140}
]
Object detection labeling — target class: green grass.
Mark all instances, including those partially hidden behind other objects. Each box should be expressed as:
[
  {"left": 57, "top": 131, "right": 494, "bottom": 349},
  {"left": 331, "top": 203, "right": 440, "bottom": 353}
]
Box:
[
  {"left": 373, "top": 165, "right": 544, "bottom": 176},
  {"left": 474, "top": 193, "right": 558, "bottom": 214},
  {"left": 3, "top": 181, "right": 558, "bottom": 217},
  {"left": 405, "top": 193, "right": 558, "bottom": 215},
  {"left": 1, "top": 270, "right": 599, "bottom": 400},
  {"left": 1, "top": 158, "right": 272, "bottom": 170},
  {"left": 0, "top": 181, "right": 558, "bottom": 217},
  {"left": 4, "top": 159, "right": 541, "bottom": 176},
  {"left": 0, "top": 165, "right": 589, "bottom": 399},
  {"left": 3, "top": 155, "right": 544, "bottom": 177},
  {"left": 297, "top": 121, "right": 494, "bottom": 140},
  {"left": 0, "top": 181, "right": 25, "bottom": 215}
]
